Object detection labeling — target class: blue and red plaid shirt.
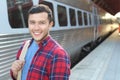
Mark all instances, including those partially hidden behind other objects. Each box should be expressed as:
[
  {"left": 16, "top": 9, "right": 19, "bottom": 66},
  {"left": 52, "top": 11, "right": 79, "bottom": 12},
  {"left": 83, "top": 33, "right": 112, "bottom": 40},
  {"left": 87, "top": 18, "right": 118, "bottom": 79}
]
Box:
[{"left": 11, "top": 35, "right": 71, "bottom": 80}]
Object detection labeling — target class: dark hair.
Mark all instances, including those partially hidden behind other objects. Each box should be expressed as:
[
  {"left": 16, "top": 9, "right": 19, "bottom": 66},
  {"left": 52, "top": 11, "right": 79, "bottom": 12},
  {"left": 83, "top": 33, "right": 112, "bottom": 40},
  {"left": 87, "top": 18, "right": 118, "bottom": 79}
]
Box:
[{"left": 28, "top": 4, "right": 53, "bottom": 22}]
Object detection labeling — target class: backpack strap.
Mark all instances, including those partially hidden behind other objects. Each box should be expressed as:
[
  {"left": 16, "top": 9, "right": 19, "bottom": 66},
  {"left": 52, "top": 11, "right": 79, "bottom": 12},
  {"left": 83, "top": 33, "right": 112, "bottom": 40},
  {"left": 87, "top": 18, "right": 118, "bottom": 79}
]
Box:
[{"left": 17, "top": 40, "right": 30, "bottom": 80}]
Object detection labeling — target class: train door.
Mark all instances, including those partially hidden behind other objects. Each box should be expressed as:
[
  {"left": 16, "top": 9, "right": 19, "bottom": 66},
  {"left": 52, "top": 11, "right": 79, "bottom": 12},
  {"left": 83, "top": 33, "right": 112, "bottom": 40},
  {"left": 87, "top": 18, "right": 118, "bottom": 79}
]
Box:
[{"left": 92, "top": 6, "right": 99, "bottom": 41}]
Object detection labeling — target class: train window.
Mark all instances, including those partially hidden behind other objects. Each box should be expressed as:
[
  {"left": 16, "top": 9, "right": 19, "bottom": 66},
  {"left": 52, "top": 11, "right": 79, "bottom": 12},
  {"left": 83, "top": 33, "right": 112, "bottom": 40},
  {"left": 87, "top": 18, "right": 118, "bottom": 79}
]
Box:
[
  {"left": 39, "top": 1, "right": 54, "bottom": 27},
  {"left": 77, "top": 11, "right": 83, "bottom": 25},
  {"left": 69, "top": 8, "right": 76, "bottom": 26},
  {"left": 83, "top": 12, "right": 88, "bottom": 25},
  {"left": 94, "top": 15, "right": 98, "bottom": 25},
  {"left": 57, "top": 5, "right": 68, "bottom": 27},
  {"left": 7, "top": 0, "right": 33, "bottom": 28},
  {"left": 7, "top": 0, "right": 14, "bottom": 8},
  {"left": 89, "top": 14, "right": 92, "bottom": 25}
]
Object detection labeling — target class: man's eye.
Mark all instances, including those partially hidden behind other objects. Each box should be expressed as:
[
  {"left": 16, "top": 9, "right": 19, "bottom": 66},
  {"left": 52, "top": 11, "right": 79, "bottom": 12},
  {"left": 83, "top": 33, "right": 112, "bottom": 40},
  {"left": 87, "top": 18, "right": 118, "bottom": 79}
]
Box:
[
  {"left": 30, "top": 22, "right": 35, "bottom": 24},
  {"left": 39, "top": 22, "right": 46, "bottom": 24},
  {"left": 29, "top": 21, "right": 35, "bottom": 24}
]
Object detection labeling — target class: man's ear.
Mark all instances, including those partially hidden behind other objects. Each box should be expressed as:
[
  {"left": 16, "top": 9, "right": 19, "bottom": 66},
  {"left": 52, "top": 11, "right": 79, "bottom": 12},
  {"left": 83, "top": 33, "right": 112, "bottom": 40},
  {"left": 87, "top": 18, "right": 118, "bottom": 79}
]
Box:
[{"left": 49, "top": 21, "right": 54, "bottom": 29}]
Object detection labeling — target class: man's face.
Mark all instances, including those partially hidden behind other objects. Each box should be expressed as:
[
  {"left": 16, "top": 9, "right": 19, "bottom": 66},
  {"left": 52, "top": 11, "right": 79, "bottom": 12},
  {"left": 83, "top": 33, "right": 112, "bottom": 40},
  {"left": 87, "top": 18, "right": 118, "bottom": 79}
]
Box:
[{"left": 28, "top": 12, "right": 53, "bottom": 44}]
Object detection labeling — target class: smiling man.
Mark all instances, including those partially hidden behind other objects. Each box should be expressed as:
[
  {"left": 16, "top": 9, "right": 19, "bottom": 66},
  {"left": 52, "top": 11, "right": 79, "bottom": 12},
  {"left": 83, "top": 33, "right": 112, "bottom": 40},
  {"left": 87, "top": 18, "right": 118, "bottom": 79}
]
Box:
[{"left": 10, "top": 4, "right": 71, "bottom": 80}]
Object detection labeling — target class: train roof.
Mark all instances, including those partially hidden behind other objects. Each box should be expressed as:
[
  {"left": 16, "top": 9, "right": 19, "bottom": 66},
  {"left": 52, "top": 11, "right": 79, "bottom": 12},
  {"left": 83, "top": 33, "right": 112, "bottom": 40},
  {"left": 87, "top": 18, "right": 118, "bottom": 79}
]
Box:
[{"left": 92, "top": 0, "right": 120, "bottom": 15}]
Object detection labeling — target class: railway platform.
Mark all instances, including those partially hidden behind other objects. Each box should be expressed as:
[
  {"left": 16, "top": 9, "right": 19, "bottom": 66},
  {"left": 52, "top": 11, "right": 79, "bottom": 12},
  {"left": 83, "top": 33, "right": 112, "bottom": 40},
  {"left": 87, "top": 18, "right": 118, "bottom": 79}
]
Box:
[{"left": 70, "top": 30, "right": 120, "bottom": 80}]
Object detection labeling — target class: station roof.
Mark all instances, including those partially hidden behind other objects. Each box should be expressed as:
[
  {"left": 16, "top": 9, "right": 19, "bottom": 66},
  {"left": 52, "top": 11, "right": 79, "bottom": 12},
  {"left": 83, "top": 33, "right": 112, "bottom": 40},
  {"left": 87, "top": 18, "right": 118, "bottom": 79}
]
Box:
[{"left": 92, "top": 0, "right": 120, "bottom": 15}]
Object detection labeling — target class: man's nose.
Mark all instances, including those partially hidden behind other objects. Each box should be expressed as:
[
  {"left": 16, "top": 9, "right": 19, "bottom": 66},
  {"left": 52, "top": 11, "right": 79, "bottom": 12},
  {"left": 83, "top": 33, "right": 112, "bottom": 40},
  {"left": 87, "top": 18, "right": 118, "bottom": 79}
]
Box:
[{"left": 34, "top": 23, "right": 40, "bottom": 30}]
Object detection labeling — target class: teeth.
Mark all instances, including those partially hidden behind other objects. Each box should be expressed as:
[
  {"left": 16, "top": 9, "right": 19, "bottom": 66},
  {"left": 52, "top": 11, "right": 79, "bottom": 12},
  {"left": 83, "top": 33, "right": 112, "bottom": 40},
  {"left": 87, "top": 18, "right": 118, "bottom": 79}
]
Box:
[
  {"left": 35, "top": 33, "right": 39, "bottom": 34},
  {"left": 34, "top": 32, "right": 40, "bottom": 35}
]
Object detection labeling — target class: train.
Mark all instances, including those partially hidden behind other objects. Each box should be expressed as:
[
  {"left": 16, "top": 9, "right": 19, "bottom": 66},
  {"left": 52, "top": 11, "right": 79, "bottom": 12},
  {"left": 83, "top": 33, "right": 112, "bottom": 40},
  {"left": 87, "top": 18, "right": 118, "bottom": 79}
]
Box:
[{"left": 0, "top": 0, "right": 118, "bottom": 79}]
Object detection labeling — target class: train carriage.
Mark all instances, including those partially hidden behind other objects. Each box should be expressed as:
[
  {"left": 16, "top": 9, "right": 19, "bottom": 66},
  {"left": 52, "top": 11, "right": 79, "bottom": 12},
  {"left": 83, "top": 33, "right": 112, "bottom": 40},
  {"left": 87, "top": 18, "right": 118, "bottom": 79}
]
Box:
[{"left": 0, "top": 0, "right": 118, "bottom": 79}]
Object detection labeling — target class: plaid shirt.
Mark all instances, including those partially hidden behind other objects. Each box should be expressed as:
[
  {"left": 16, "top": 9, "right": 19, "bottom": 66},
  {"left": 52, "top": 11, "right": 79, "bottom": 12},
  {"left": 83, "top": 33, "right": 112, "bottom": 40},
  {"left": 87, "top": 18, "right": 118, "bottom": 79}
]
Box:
[{"left": 11, "top": 35, "right": 71, "bottom": 80}]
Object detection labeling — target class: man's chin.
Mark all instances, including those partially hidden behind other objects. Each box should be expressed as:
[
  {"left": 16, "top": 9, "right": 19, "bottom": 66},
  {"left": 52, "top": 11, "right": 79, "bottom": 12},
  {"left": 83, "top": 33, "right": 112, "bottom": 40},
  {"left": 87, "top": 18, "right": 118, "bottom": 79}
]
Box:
[
  {"left": 32, "top": 34, "right": 48, "bottom": 43},
  {"left": 34, "top": 38, "right": 41, "bottom": 41},
  {"left": 34, "top": 38, "right": 41, "bottom": 44}
]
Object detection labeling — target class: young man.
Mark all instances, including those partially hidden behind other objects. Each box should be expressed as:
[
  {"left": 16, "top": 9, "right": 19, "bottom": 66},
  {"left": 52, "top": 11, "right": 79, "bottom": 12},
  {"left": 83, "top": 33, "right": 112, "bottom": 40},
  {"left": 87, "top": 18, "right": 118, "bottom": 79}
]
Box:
[{"left": 10, "top": 4, "right": 71, "bottom": 80}]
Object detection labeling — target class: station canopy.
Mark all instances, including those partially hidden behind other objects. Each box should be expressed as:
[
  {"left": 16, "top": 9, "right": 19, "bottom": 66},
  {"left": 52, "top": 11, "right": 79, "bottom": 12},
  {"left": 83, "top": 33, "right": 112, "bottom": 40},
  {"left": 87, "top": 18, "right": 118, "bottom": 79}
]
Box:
[{"left": 92, "top": 0, "right": 120, "bottom": 15}]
